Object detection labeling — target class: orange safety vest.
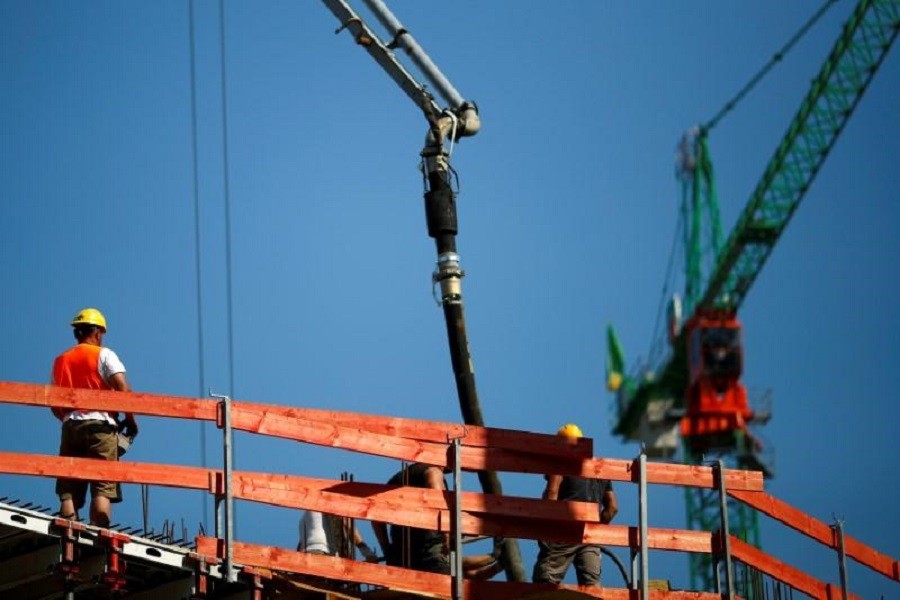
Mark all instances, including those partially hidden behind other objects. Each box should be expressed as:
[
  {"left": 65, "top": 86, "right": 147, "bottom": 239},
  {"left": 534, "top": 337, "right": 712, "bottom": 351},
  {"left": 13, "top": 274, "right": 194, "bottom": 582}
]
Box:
[{"left": 52, "top": 344, "right": 114, "bottom": 420}]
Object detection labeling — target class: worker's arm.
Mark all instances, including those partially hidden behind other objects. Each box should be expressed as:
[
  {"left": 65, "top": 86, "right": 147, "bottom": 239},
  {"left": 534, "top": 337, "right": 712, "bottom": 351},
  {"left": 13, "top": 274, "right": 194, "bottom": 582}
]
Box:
[
  {"left": 371, "top": 521, "right": 391, "bottom": 558},
  {"left": 108, "top": 372, "right": 139, "bottom": 435},
  {"left": 542, "top": 474, "right": 562, "bottom": 501},
  {"left": 50, "top": 369, "right": 67, "bottom": 421},
  {"left": 352, "top": 523, "right": 379, "bottom": 562},
  {"left": 600, "top": 490, "right": 618, "bottom": 524}
]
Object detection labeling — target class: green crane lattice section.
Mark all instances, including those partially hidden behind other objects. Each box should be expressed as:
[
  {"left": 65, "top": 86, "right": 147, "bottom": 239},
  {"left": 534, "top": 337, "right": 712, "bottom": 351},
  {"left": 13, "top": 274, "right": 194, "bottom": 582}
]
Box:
[
  {"left": 614, "top": 0, "right": 900, "bottom": 439},
  {"left": 701, "top": 0, "right": 900, "bottom": 311}
]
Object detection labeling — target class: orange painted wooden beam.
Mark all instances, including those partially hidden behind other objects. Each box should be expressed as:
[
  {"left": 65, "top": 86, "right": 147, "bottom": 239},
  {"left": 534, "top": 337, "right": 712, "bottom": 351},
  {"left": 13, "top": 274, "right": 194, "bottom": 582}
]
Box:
[
  {"left": 0, "top": 381, "right": 763, "bottom": 491},
  {"left": 195, "top": 537, "right": 724, "bottom": 600},
  {"left": 0, "top": 451, "right": 212, "bottom": 491},
  {"left": 0, "top": 452, "right": 717, "bottom": 553},
  {"left": 730, "top": 537, "right": 859, "bottom": 600},
  {"left": 730, "top": 489, "right": 899, "bottom": 582},
  {"left": 0, "top": 381, "right": 588, "bottom": 458},
  {"left": 196, "top": 536, "right": 451, "bottom": 597},
  {"left": 238, "top": 399, "right": 594, "bottom": 458},
  {"left": 0, "top": 381, "right": 217, "bottom": 420}
]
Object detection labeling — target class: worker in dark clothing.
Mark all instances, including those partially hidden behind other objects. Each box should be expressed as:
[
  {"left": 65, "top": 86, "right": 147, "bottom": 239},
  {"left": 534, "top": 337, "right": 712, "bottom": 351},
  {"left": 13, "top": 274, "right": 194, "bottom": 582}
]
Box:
[
  {"left": 532, "top": 423, "right": 618, "bottom": 586},
  {"left": 372, "top": 462, "right": 502, "bottom": 579}
]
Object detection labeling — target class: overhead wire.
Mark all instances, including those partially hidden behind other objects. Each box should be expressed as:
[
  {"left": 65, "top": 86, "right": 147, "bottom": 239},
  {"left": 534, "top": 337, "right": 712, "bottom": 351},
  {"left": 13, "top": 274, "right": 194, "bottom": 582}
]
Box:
[
  {"left": 218, "top": 0, "right": 238, "bottom": 536},
  {"left": 187, "top": 0, "right": 209, "bottom": 532},
  {"left": 218, "top": 0, "right": 236, "bottom": 403},
  {"left": 703, "top": 0, "right": 839, "bottom": 132},
  {"left": 647, "top": 207, "right": 684, "bottom": 371}
]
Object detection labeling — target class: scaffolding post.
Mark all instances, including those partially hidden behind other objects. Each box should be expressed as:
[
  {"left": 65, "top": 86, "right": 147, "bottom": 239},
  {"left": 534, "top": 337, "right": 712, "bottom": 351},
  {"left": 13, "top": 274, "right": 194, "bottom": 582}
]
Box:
[
  {"left": 211, "top": 391, "right": 235, "bottom": 583},
  {"left": 831, "top": 518, "right": 849, "bottom": 600},
  {"left": 637, "top": 448, "right": 649, "bottom": 599},
  {"left": 630, "top": 550, "right": 639, "bottom": 591},
  {"left": 449, "top": 436, "right": 464, "bottom": 600},
  {"left": 713, "top": 460, "right": 735, "bottom": 600}
]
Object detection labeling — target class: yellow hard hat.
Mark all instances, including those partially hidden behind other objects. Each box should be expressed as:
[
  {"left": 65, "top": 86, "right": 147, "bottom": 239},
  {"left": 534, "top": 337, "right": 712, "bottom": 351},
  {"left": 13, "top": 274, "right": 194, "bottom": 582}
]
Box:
[
  {"left": 557, "top": 423, "right": 583, "bottom": 438},
  {"left": 71, "top": 308, "right": 107, "bottom": 331}
]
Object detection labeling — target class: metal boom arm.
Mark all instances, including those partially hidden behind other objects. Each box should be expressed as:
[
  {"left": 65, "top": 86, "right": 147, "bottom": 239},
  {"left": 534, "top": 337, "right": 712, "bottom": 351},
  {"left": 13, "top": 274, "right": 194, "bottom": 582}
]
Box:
[{"left": 701, "top": 0, "right": 900, "bottom": 311}]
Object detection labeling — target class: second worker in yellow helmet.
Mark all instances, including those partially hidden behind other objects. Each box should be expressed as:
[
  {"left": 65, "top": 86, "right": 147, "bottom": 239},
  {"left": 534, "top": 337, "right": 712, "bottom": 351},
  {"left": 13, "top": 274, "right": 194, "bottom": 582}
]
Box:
[{"left": 533, "top": 423, "right": 618, "bottom": 586}]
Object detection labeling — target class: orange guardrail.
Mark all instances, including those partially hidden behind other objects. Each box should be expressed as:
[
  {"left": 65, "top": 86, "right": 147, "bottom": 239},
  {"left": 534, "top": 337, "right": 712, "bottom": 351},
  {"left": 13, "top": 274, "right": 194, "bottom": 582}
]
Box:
[{"left": 0, "top": 380, "right": 895, "bottom": 599}]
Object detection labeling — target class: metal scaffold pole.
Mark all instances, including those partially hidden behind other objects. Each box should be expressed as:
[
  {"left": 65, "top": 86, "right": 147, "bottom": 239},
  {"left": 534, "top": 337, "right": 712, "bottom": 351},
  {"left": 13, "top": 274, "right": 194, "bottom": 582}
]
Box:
[
  {"left": 211, "top": 391, "right": 235, "bottom": 583},
  {"left": 832, "top": 518, "right": 849, "bottom": 600},
  {"left": 714, "top": 460, "right": 735, "bottom": 600},
  {"left": 450, "top": 436, "right": 464, "bottom": 600},
  {"left": 637, "top": 448, "right": 649, "bottom": 599}
]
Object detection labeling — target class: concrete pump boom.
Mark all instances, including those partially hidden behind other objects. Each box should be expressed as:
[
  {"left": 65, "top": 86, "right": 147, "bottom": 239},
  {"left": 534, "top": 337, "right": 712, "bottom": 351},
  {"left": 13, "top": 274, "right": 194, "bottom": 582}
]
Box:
[{"left": 320, "top": 0, "right": 525, "bottom": 583}]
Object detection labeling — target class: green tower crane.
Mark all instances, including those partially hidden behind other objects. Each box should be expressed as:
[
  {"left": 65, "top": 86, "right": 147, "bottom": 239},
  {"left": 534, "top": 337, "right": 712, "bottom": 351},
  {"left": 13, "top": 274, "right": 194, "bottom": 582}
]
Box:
[{"left": 607, "top": 0, "right": 900, "bottom": 594}]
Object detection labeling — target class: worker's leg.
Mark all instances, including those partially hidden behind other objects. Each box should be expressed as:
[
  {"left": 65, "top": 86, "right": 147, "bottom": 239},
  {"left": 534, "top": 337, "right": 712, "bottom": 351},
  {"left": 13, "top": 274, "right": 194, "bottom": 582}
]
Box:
[
  {"left": 572, "top": 544, "right": 601, "bottom": 586},
  {"left": 86, "top": 423, "right": 120, "bottom": 527},
  {"left": 464, "top": 556, "right": 504, "bottom": 581},
  {"left": 89, "top": 496, "right": 112, "bottom": 527},
  {"left": 532, "top": 542, "right": 576, "bottom": 584},
  {"left": 462, "top": 553, "right": 496, "bottom": 570},
  {"left": 56, "top": 420, "right": 87, "bottom": 519},
  {"left": 58, "top": 497, "right": 79, "bottom": 520},
  {"left": 413, "top": 542, "right": 451, "bottom": 575}
]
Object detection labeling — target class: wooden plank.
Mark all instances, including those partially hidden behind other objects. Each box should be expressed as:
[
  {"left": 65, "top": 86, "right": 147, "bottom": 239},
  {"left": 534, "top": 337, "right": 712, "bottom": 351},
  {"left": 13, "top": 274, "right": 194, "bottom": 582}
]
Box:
[
  {"left": 464, "top": 580, "right": 605, "bottom": 599},
  {"left": 0, "top": 382, "right": 761, "bottom": 491},
  {"left": 196, "top": 537, "right": 451, "bottom": 598},
  {"left": 0, "top": 381, "right": 216, "bottom": 420},
  {"left": 728, "top": 490, "right": 900, "bottom": 581},
  {"left": 0, "top": 452, "right": 717, "bottom": 554},
  {"left": 730, "top": 489, "right": 899, "bottom": 582},
  {"left": 238, "top": 400, "right": 594, "bottom": 458},
  {"left": 230, "top": 407, "right": 451, "bottom": 467},
  {"left": 0, "top": 381, "right": 588, "bottom": 458},
  {"left": 587, "top": 459, "right": 764, "bottom": 492},
  {"left": 196, "top": 537, "right": 720, "bottom": 600},
  {"left": 0, "top": 451, "right": 211, "bottom": 491},
  {"left": 515, "top": 590, "right": 723, "bottom": 600},
  {"left": 730, "top": 537, "right": 859, "bottom": 600}
]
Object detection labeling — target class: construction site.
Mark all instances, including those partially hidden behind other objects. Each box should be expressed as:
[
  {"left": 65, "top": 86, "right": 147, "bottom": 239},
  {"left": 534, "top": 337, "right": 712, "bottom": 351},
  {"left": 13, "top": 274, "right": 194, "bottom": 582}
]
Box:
[{"left": 0, "top": 1, "right": 898, "bottom": 598}]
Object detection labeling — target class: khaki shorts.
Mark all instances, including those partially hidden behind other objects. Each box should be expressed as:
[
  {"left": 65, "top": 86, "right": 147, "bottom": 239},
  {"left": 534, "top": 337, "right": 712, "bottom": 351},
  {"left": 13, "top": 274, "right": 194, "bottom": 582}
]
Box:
[
  {"left": 56, "top": 419, "right": 120, "bottom": 508},
  {"left": 532, "top": 542, "right": 602, "bottom": 586}
]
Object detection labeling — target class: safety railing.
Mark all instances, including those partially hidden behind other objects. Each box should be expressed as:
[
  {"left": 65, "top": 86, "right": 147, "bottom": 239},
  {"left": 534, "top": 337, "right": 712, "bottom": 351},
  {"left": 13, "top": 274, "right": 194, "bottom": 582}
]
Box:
[{"left": 0, "top": 381, "right": 896, "bottom": 599}]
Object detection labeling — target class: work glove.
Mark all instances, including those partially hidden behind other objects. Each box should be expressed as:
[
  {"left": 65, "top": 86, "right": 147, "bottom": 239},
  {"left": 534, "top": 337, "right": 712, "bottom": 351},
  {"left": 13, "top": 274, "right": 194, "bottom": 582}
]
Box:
[
  {"left": 357, "top": 543, "right": 380, "bottom": 563},
  {"left": 119, "top": 418, "right": 139, "bottom": 439}
]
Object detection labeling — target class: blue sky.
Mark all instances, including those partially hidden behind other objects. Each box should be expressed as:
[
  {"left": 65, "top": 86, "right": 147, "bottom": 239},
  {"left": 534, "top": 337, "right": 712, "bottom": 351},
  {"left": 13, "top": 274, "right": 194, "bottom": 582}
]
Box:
[{"left": 0, "top": 1, "right": 897, "bottom": 596}]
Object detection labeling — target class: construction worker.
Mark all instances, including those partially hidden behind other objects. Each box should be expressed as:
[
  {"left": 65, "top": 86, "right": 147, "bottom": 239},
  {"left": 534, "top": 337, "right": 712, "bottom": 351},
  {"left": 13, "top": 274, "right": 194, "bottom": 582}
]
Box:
[
  {"left": 532, "top": 423, "right": 618, "bottom": 586},
  {"left": 372, "top": 462, "right": 503, "bottom": 579},
  {"left": 298, "top": 510, "right": 379, "bottom": 562},
  {"left": 51, "top": 308, "right": 138, "bottom": 527}
]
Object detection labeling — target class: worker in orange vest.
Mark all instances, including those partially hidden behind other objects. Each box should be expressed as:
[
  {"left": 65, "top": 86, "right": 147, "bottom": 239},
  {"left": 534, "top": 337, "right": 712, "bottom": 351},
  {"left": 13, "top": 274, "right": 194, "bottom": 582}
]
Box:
[{"left": 51, "top": 308, "right": 138, "bottom": 526}]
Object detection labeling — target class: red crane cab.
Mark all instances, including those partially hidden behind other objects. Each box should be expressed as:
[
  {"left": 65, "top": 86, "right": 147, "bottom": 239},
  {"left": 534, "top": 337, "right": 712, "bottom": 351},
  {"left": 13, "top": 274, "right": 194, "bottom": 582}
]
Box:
[{"left": 681, "top": 310, "right": 754, "bottom": 452}]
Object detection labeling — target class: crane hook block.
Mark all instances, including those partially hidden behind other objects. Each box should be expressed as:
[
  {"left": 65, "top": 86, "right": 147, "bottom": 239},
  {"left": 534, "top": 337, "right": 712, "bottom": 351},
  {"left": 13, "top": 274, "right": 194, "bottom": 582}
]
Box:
[{"left": 424, "top": 188, "right": 458, "bottom": 238}]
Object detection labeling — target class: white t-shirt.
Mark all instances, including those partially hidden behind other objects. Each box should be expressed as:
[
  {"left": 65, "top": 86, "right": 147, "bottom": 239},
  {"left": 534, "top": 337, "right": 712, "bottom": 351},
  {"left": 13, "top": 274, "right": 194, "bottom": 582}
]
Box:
[
  {"left": 54, "top": 347, "right": 126, "bottom": 426},
  {"left": 299, "top": 511, "right": 335, "bottom": 554}
]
